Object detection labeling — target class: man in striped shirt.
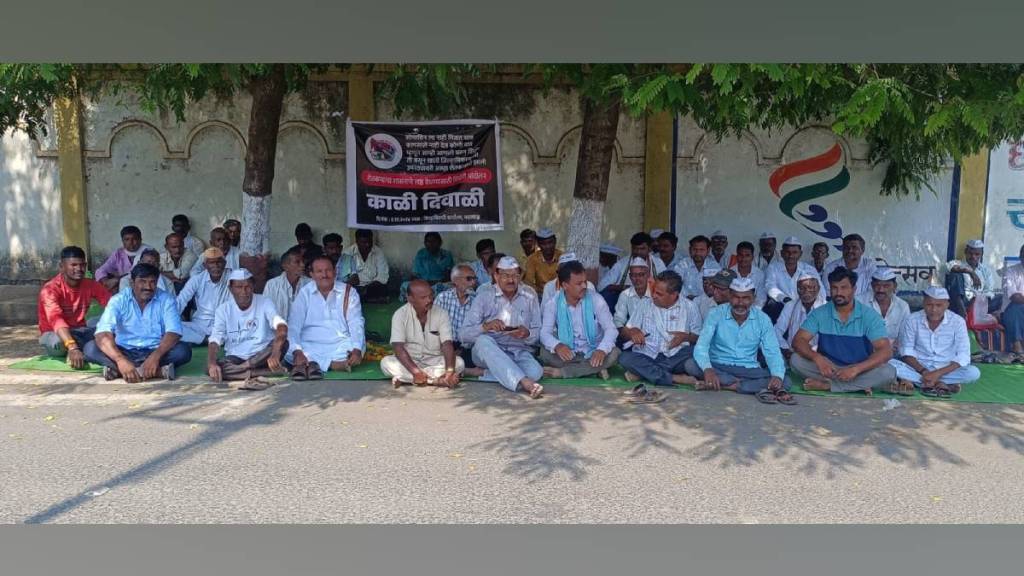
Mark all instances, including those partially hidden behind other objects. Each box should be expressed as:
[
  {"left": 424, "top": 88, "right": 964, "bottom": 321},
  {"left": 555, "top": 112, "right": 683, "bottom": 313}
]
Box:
[{"left": 434, "top": 264, "right": 479, "bottom": 364}]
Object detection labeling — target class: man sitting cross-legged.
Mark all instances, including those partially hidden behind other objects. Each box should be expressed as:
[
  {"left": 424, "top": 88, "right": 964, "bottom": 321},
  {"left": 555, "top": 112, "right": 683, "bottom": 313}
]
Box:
[
  {"left": 38, "top": 245, "right": 112, "bottom": 368},
  {"left": 617, "top": 270, "right": 704, "bottom": 404},
  {"left": 612, "top": 257, "right": 653, "bottom": 345},
  {"left": 459, "top": 256, "right": 545, "bottom": 399},
  {"left": 539, "top": 260, "right": 620, "bottom": 380},
  {"left": 692, "top": 277, "right": 795, "bottom": 404},
  {"left": 888, "top": 286, "right": 980, "bottom": 397},
  {"left": 207, "top": 269, "right": 288, "bottom": 391},
  {"left": 83, "top": 263, "right": 192, "bottom": 382},
  {"left": 791, "top": 266, "right": 897, "bottom": 395},
  {"left": 287, "top": 255, "right": 365, "bottom": 380},
  {"left": 176, "top": 247, "right": 231, "bottom": 345},
  {"left": 381, "top": 280, "right": 464, "bottom": 389}
]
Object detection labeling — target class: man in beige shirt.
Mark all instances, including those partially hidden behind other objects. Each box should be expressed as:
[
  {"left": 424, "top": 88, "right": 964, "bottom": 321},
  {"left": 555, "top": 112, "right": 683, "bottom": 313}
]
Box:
[{"left": 380, "top": 280, "right": 463, "bottom": 388}]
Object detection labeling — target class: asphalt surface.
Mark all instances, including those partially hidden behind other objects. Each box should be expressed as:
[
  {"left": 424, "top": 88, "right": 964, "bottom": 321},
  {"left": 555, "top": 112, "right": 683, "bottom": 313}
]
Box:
[{"left": 2, "top": 325, "right": 1024, "bottom": 523}]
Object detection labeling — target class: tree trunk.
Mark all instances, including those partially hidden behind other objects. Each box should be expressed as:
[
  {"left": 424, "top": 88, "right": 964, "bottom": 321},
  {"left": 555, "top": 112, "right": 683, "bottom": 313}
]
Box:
[
  {"left": 567, "top": 95, "right": 621, "bottom": 281},
  {"left": 239, "top": 64, "right": 287, "bottom": 291}
]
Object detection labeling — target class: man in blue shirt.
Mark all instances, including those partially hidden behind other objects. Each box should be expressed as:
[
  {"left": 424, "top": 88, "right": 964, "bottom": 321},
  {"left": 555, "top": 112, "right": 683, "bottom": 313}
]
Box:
[
  {"left": 791, "top": 266, "right": 896, "bottom": 394},
  {"left": 401, "top": 231, "right": 455, "bottom": 301},
  {"left": 693, "top": 277, "right": 794, "bottom": 404},
  {"left": 83, "top": 263, "right": 192, "bottom": 382}
]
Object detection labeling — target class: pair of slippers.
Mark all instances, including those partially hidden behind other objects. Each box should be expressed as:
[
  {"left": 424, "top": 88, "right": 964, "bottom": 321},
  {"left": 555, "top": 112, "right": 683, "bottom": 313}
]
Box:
[
  {"left": 623, "top": 384, "right": 666, "bottom": 404},
  {"left": 755, "top": 388, "right": 798, "bottom": 405},
  {"left": 290, "top": 362, "right": 325, "bottom": 381},
  {"left": 921, "top": 384, "right": 960, "bottom": 398}
]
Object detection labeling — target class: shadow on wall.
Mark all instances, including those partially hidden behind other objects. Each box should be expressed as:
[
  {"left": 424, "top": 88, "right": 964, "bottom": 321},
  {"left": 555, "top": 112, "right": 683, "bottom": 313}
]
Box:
[{"left": 1, "top": 130, "right": 63, "bottom": 282}]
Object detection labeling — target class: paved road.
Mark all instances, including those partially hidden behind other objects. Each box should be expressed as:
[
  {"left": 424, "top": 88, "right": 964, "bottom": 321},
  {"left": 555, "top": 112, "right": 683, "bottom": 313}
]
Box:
[{"left": 3, "top": 367, "right": 1024, "bottom": 523}]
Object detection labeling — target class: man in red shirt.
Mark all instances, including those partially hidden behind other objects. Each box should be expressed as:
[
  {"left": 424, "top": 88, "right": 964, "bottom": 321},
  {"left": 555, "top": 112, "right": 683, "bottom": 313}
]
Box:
[{"left": 38, "top": 246, "right": 112, "bottom": 369}]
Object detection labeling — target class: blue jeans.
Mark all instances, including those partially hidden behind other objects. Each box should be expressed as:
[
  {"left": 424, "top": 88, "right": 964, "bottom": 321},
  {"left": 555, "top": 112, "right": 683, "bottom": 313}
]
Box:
[
  {"left": 82, "top": 340, "right": 193, "bottom": 369},
  {"left": 709, "top": 362, "right": 790, "bottom": 394},
  {"left": 619, "top": 347, "right": 702, "bottom": 387},
  {"left": 470, "top": 335, "right": 542, "bottom": 392}
]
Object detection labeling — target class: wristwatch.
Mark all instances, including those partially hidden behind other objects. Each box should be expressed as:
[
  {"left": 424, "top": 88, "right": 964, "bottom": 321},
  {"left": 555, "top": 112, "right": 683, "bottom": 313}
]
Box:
[{"left": 64, "top": 339, "right": 78, "bottom": 350}]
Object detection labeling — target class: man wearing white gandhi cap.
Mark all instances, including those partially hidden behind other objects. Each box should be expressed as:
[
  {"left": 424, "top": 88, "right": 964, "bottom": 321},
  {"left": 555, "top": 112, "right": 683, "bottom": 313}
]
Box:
[
  {"left": 207, "top": 268, "right": 288, "bottom": 390},
  {"left": 939, "top": 238, "right": 999, "bottom": 318},
  {"left": 774, "top": 269, "right": 826, "bottom": 357},
  {"left": 460, "top": 256, "right": 545, "bottom": 398},
  {"left": 755, "top": 231, "right": 779, "bottom": 271},
  {"left": 888, "top": 286, "right": 980, "bottom": 397},
  {"left": 857, "top": 266, "right": 910, "bottom": 347},
  {"left": 692, "top": 276, "right": 795, "bottom": 404}
]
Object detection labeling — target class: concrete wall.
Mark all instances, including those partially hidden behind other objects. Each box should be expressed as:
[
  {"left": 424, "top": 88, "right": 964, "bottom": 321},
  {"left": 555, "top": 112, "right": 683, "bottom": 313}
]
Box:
[
  {"left": 674, "top": 117, "right": 955, "bottom": 292},
  {"left": 0, "top": 127, "right": 63, "bottom": 282},
  {"left": 983, "top": 140, "right": 1024, "bottom": 269},
  {"left": 0, "top": 82, "right": 646, "bottom": 283}
]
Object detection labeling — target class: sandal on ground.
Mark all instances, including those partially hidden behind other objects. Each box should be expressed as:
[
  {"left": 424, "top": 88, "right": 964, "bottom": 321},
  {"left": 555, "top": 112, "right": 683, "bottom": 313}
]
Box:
[
  {"left": 921, "top": 387, "right": 944, "bottom": 398},
  {"left": 755, "top": 389, "right": 778, "bottom": 404},
  {"left": 237, "top": 377, "right": 275, "bottom": 391},
  {"left": 622, "top": 383, "right": 647, "bottom": 397},
  {"left": 946, "top": 384, "right": 962, "bottom": 395},
  {"left": 306, "top": 362, "right": 324, "bottom": 381},
  {"left": 773, "top": 389, "right": 798, "bottom": 405},
  {"left": 628, "top": 390, "right": 666, "bottom": 404},
  {"left": 885, "top": 380, "right": 916, "bottom": 397},
  {"left": 290, "top": 363, "right": 309, "bottom": 381}
]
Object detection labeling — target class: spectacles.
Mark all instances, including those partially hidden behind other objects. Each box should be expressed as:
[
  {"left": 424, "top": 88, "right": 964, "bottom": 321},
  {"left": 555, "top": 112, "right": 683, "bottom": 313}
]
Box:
[{"left": 465, "top": 276, "right": 478, "bottom": 281}]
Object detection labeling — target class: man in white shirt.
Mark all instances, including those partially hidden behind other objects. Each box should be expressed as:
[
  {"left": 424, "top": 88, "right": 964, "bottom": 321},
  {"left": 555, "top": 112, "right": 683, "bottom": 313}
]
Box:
[
  {"left": 940, "top": 238, "right": 1000, "bottom": 318},
  {"left": 176, "top": 248, "right": 232, "bottom": 345},
  {"left": 821, "top": 233, "right": 877, "bottom": 300},
  {"left": 613, "top": 257, "right": 653, "bottom": 342},
  {"left": 755, "top": 231, "right": 779, "bottom": 271},
  {"left": 599, "top": 232, "right": 665, "bottom": 309},
  {"left": 655, "top": 232, "right": 684, "bottom": 271},
  {"left": 598, "top": 243, "right": 622, "bottom": 282},
  {"left": 381, "top": 280, "right": 463, "bottom": 389},
  {"left": 889, "top": 287, "right": 980, "bottom": 397},
  {"left": 775, "top": 271, "right": 826, "bottom": 359},
  {"left": 1001, "top": 243, "right": 1024, "bottom": 354},
  {"left": 618, "top": 270, "right": 704, "bottom": 403},
  {"left": 539, "top": 260, "right": 620, "bottom": 379},
  {"left": 160, "top": 232, "right": 196, "bottom": 293},
  {"left": 708, "top": 230, "right": 734, "bottom": 269},
  {"left": 207, "top": 269, "right": 288, "bottom": 390},
  {"left": 673, "top": 235, "right": 721, "bottom": 299},
  {"left": 264, "top": 247, "right": 311, "bottom": 321},
  {"left": 730, "top": 241, "right": 766, "bottom": 308},
  {"left": 858, "top": 267, "right": 910, "bottom": 347},
  {"left": 764, "top": 236, "right": 825, "bottom": 322},
  {"left": 172, "top": 214, "right": 206, "bottom": 262},
  {"left": 694, "top": 267, "right": 720, "bottom": 322},
  {"left": 342, "top": 228, "right": 390, "bottom": 304},
  {"left": 190, "top": 227, "right": 240, "bottom": 277},
  {"left": 287, "top": 255, "right": 366, "bottom": 380}
]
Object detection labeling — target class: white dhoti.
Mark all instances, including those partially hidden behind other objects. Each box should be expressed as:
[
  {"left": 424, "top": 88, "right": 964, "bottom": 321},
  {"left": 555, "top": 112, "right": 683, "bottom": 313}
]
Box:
[
  {"left": 286, "top": 336, "right": 358, "bottom": 369},
  {"left": 380, "top": 355, "right": 465, "bottom": 383}
]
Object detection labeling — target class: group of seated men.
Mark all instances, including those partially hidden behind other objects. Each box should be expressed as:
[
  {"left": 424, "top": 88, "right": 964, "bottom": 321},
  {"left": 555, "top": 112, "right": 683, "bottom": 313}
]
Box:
[{"left": 36, "top": 216, "right": 1024, "bottom": 402}]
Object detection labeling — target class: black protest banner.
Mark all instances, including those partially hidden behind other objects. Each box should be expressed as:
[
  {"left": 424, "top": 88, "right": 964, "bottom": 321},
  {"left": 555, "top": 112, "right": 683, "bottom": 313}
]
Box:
[{"left": 346, "top": 119, "right": 504, "bottom": 231}]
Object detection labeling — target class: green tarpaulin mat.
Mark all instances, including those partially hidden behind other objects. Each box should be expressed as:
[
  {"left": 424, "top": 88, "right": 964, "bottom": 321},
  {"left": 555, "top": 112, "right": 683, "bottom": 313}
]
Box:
[
  {"left": 9, "top": 352, "right": 1023, "bottom": 403},
  {"left": 10, "top": 304, "right": 1023, "bottom": 403}
]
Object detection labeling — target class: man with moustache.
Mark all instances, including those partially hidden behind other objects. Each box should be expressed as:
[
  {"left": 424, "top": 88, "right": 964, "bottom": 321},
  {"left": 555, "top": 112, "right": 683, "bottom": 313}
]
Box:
[
  {"left": 207, "top": 269, "right": 288, "bottom": 390},
  {"left": 693, "top": 277, "right": 794, "bottom": 404},
  {"left": 792, "top": 267, "right": 896, "bottom": 395},
  {"left": 858, "top": 267, "right": 910, "bottom": 347},
  {"left": 177, "top": 247, "right": 232, "bottom": 345},
  {"left": 38, "top": 246, "right": 112, "bottom": 367},
  {"left": 381, "top": 280, "right": 463, "bottom": 389},
  {"left": 820, "top": 233, "right": 877, "bottom": 300},
  {"left": 160, "top": 232, "right": 197, "bottom": 292},
  {"left": 83, "top": 263, "right": 192, "bottom": 382}
]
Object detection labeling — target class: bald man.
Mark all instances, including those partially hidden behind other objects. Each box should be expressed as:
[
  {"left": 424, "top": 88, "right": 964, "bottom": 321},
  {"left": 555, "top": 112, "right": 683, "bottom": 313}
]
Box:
[{"left": 381, "top": 280, "right": 463, "bottom": 388}]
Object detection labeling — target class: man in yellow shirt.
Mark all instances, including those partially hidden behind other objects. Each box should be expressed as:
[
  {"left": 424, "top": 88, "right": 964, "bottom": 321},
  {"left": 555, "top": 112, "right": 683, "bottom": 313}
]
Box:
[{"left": 523, "top": 228, "right": 562, "bottom": 294}]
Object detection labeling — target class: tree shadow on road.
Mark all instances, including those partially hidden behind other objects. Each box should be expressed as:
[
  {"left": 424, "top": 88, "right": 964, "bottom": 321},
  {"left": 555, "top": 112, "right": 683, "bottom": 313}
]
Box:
[{"left": 17, "top": 376, "right": 1024, "bottom": 522}]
